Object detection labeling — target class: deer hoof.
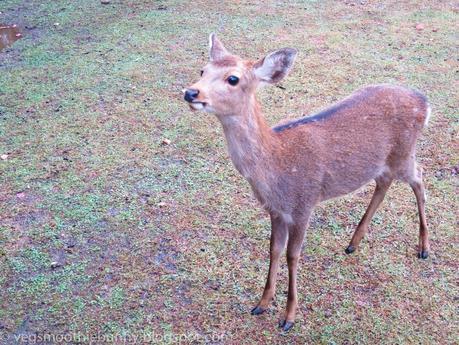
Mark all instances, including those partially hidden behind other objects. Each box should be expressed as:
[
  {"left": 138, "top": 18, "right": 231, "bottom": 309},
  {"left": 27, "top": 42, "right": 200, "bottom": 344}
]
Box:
[
  {"left": 345, "top": 245, "right": 355, "bottom": 254},
  {"left": 251, "top": 306, "right": 266, "bottom": 315},
  {"left": 417, "top": 250, "right": 429, "bottom": 259},
  {"left": 279, "top": 319, "right": 294, "bottom": 332}
]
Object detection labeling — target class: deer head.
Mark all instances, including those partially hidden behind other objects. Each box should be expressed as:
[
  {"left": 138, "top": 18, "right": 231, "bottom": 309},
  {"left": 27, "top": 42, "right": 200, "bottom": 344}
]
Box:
[{"left": 184, "top": 33, "right": 297, "bottom": 117}]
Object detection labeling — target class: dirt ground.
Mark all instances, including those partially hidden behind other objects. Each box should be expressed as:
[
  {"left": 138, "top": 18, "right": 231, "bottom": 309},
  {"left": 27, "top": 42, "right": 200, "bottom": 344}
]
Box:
[{"left": 0, "top": 0, "right": 458, "bottom": 344}]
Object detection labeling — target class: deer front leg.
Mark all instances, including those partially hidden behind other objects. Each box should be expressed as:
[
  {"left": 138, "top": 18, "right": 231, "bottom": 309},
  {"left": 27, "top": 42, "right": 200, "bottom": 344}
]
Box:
[
  {"left": 251, "top": 213, "right": 288, "bottom": 315},
  {"left": 279, "top": 220, "right": 308, "bottom": 332}
]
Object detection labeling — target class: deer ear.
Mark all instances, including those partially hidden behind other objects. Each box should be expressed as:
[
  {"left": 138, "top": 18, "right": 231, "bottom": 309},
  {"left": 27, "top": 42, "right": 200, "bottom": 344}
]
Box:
[
  {"left": 209, "top": 33, "right": 229, "bottom": 61},
  {"left": 253, "top": 48, "right": 297, "bottom": 84}
]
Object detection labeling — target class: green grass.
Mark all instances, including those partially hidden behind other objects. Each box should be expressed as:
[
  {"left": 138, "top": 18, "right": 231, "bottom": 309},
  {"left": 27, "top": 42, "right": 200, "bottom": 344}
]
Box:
[{"left": 0, "top": 0, "right": 458, "bottom": 344}]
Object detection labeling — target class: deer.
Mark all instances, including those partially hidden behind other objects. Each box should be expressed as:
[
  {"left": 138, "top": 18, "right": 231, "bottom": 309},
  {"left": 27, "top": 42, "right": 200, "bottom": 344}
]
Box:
[{"left": 183, "top": 33, "right": 431, "bottom": 331}]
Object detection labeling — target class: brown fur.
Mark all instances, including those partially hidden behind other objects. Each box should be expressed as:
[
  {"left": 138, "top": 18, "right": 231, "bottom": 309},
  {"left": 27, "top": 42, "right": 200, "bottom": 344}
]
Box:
[{"left": 184, "top": 34, "right": 430, "bottom": 330}]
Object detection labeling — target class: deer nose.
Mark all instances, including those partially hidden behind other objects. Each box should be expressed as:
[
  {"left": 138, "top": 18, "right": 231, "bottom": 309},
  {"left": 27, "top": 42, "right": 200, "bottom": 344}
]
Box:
[{"left": 184, "top": 89, "right": 199, "bottom": 103}]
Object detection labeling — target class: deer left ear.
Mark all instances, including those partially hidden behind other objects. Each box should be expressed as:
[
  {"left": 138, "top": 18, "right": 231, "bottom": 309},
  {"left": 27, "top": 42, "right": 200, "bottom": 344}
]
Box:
[
  {"left": 253, "top": 48, "right": 298, "bottom": 84},
  {"left": 209, "top": 33, "right": 230, "bottom": 61}
]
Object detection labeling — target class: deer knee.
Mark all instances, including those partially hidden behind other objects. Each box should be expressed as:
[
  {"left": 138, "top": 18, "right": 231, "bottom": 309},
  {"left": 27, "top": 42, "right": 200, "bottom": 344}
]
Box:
[
  {"left": 410, "top": 181, "right": 426, "bottom": 203},
  {"left": 286, "top": 254, "right": 300, "bottom": 267}
]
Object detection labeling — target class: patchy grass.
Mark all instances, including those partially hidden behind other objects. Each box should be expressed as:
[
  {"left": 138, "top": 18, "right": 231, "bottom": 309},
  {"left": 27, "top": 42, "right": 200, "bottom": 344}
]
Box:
[{"left": 0, "top": 0, "right": 458, "bottom": 344}]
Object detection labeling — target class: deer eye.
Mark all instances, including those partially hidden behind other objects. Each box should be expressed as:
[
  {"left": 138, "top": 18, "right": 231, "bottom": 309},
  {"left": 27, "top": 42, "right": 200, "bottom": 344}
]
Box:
[
  {"left": 200, "top": 70, "right": 204, "bottom": 76},
  {"left": 227, "top": 75, "right": 239, "bottom": 86}
]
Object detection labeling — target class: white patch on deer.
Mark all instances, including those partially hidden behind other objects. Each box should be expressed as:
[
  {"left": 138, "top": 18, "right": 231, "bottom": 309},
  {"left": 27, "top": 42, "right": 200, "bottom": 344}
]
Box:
[
  {"left": 424, "top": 104, "right": 431, "bottom": 126},
  {"left": 190, "top": 102, "right": 204, "bottom": 110},
  {"left": 208, "top": 34, "right": 213, "bottom": 50},
  {"left": 375, "top": 165, "right": 390, "bottom": 179},
  {"left": 281, "top": 212, "right": 293, "bottom": 224}
]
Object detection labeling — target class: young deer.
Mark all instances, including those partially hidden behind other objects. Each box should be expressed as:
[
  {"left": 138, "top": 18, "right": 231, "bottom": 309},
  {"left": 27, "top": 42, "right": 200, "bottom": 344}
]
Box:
[{"left": 183, "top": 34, "right": 430, "bottom": 331}]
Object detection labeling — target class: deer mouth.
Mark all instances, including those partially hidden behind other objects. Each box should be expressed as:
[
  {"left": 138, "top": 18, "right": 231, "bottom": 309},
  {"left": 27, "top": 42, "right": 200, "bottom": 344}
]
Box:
[{"left": 189, "top": 101, "right": 207, "bottom": 110}]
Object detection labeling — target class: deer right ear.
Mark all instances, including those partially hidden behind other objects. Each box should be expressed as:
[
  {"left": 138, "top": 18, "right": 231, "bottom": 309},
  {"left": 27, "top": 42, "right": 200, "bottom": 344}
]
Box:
[
  {"left": 253, "top": 48, "right": 298, "bottom": 84},
  {"left": 209, "top": 33, "right": 229, "bottom": 61}
]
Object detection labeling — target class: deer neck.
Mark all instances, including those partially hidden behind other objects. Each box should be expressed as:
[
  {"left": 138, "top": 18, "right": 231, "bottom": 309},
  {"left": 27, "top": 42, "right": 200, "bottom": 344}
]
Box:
[{"left": 218, "top": 97, "right": 276, "bottom": 179}]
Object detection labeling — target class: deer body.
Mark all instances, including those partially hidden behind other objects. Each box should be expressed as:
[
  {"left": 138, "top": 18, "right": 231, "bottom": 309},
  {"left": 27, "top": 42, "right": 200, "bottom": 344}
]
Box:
[
  {"left": 184, "top": 34, "right": 430, "bottom": 331},
  {"left": 221, "top": 84, "right": 428, "bottom": 223}
]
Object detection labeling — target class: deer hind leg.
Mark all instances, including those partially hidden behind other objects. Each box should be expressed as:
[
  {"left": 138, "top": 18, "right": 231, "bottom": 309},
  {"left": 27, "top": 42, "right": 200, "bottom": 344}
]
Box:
[
  {"left": 345, "top": 175, "right": 393, "bottom": 254},
  {"left": 408, "top": 163, "right": 430, "bottom": 259},
  {"left": 251, "top": 213, "right": 288, "bottom": 315}
]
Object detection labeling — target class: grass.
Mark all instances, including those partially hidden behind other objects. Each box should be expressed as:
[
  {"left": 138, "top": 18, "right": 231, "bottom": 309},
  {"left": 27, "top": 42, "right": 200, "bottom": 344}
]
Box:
[{"left": 0, "top": 0, "right": 458, "bottom": 344}]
